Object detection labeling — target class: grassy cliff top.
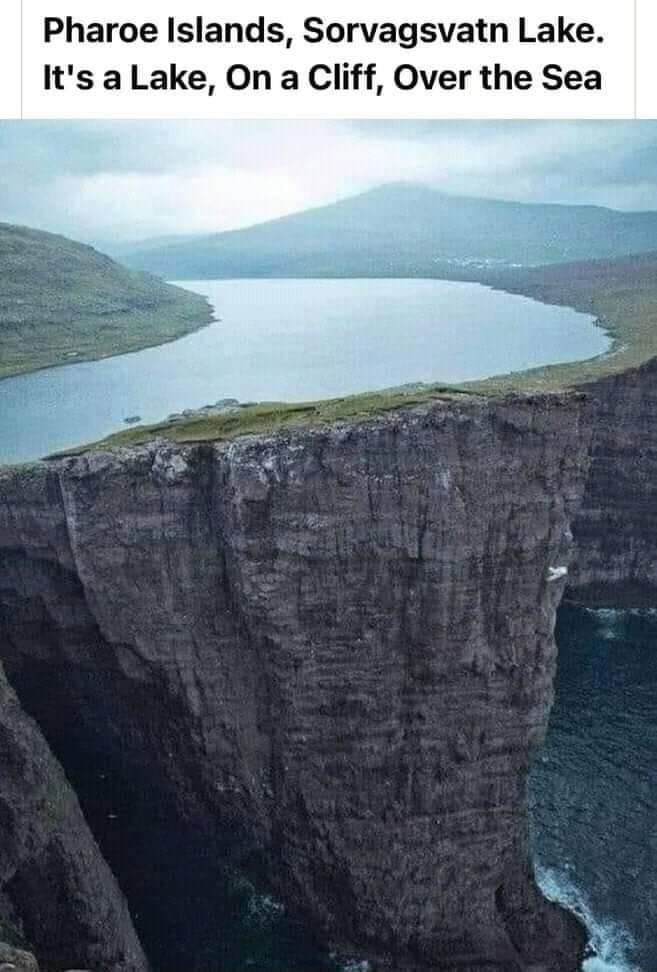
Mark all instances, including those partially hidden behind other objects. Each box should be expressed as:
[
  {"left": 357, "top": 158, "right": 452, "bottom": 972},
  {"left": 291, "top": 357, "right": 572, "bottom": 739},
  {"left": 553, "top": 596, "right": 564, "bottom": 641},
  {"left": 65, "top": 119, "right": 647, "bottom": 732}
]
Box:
[
  {"left": 466, "top": 251, "right": 657, "bottom": 394},
  {"left": 66, "top": 250, "right": 657, "bottom": 456},
  {"left": 0, "top": 223, "right": 212, "bottom": 379}
]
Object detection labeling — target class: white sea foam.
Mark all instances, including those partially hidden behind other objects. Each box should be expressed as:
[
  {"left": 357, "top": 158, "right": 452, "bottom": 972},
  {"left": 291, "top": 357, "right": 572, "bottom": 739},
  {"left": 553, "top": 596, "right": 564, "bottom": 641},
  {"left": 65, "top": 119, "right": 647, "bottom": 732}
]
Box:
[
  {"left": 536, "top": 865, "right": 639, "bottom": 972},
  {"left": 585, "top": 607, "right": 657, "bottom": 621},
  {"left": 582, "top": 606, "right": 657, "bottom": 641},
  {"left": 328, "top": 948, "right": 371, "bottom": 972},
  {"left": 245, "top": 890, "right": 285, "bottom": 926}
]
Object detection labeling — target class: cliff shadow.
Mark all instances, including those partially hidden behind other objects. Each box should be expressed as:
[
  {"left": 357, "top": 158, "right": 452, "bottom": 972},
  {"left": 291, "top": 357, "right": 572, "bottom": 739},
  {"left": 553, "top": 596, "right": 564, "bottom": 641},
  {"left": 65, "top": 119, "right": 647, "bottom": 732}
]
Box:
[{"left": 0, "top": 550, "right": 329, "bottom": 972}]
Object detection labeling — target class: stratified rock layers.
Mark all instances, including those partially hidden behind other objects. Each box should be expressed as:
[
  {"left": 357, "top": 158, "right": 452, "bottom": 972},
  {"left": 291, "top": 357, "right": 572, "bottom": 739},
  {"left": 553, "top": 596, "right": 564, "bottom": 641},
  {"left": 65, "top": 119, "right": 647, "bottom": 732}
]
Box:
[
  {"left": 0, "top": 662, "right": 147, "bottom": 971},
  {"left": 569, "top": 358, "right": 657, "bottom": 606},
  {"left": 0, "top": 393, "right": 595, "bottom": 971}
]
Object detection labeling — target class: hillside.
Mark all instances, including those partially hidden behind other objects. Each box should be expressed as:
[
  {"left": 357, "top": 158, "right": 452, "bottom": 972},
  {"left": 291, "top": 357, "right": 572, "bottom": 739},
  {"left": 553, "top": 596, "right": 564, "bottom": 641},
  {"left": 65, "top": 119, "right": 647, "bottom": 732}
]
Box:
[
  {"left": 0, "top": 223, "right": 212, "bottom": 379},
  {"left": 118, "top": 184, "right": 657, "bottom": 279}
]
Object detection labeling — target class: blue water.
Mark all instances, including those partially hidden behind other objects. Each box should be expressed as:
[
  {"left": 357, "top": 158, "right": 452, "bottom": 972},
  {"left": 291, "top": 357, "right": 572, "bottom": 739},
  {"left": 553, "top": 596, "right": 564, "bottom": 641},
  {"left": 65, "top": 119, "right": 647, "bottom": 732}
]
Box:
[
  {"left": 530, "top": 605, "right": 657, "bottom": 972},
  {"left": 14, "top": 605, "right": 652, "bottom": 972},
  {"left": 0, "top": 278, "right": 608, "bottom": 465},
  {"left": 2, "top": 277, "right": 644, "bottom": 970},
  {"left": 87, "top": 602, "right": 653, "bottom": 972}
]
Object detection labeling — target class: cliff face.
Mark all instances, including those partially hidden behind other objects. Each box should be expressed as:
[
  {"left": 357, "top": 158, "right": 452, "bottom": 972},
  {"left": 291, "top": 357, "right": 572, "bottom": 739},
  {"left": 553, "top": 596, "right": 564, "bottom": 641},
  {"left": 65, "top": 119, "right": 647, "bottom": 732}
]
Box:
[
  {"left": 0, "top": 661, "right": 146, "bottom": 971},
  {"left": 568, "top": 357, "right": 657, "bottom": 606},
  {"left": 3, "top": 353, "right": 655, "bottom": 971},
  {"left": 0, "top": 393, "right": 596, "bottom": 972}
]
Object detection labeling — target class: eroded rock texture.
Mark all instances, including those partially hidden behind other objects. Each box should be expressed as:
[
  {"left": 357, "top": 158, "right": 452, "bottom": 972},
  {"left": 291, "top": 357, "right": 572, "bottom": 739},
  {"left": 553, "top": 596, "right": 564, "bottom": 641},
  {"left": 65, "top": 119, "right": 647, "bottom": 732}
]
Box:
[
  {"left": 0, "top": 394, "right": 595, "bottom": 971},
  {"left": 569, "top": 357, "right": 657, "bottom": 605},
  {"left": 0, "top": 662, "right": 146, "bottom": 971},
  {"left": 0, "top": 941, "right": 40, "bottom": 971}
]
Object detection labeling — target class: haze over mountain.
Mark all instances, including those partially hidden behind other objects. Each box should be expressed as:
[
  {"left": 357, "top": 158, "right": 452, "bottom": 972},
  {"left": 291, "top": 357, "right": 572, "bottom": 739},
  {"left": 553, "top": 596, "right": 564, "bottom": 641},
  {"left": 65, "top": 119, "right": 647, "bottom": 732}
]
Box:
[{"left": 117, "top": 184, "right": 657, "bottom": 280}]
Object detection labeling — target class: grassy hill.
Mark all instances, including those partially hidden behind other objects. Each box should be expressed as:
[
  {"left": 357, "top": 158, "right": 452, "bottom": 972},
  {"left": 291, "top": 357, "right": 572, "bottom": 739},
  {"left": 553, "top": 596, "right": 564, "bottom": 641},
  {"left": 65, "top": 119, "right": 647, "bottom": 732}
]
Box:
[
  {"left": 0, "top": 223, "right": 212, "bottom": 379},
  {"left": 118, "top": 184, "right": 657, "bottom": 280}
]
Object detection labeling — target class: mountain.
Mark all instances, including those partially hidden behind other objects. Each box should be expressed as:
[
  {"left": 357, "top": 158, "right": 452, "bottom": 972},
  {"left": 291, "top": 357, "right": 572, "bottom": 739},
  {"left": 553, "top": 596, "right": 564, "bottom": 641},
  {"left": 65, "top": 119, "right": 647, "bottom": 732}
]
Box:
[
  {"left": 0, "top": 223, "right": 211, "bottom": 379},
  {"left": 118, "top": 184, "right": 657, "bottom": 280}
]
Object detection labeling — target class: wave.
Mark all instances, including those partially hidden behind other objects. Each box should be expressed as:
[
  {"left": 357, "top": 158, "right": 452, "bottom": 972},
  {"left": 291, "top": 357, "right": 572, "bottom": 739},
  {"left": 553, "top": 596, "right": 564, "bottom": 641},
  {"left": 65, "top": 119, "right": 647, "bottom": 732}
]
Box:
[
  {"left": 536, "top": 865, "right": 639, "bottom": 972},
  {"left": 579, "top": 605, "right": 657, "bottom": 643},
  {"left": 328, "top": 948, "right": 370, "bottom": 972}
]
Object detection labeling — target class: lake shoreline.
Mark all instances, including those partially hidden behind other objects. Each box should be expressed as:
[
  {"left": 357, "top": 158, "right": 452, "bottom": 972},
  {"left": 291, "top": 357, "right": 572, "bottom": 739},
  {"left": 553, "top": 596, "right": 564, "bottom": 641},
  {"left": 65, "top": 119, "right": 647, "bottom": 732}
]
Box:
[{"left": 0, "top": 278, "right": 607, "bottom": 466}]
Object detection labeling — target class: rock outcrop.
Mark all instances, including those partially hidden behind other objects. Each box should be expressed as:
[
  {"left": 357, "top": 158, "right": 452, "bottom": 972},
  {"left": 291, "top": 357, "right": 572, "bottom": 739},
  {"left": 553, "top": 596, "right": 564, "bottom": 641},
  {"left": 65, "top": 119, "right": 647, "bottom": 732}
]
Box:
[
  {"left": 0, "top": 392, "right": 596, "bottom": 971},
  {"left": 0, "top": 942, "right": 40, "bottom": 972},
  {"left": 0, "top": 663, "right": 146, "bottom": 971},
  {"left": 568, "top": 357, "right": 657, "bottom": 606},
  {"left": 2, "top": 355, "right": 656, "bottom": 971}
]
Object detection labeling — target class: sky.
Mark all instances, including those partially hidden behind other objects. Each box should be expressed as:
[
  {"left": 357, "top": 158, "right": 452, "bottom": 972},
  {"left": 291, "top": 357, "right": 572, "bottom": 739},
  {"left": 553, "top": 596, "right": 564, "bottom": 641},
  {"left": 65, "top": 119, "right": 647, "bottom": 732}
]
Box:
[{"left": 1, "top": 120, "right": 657, "bottom": 244}]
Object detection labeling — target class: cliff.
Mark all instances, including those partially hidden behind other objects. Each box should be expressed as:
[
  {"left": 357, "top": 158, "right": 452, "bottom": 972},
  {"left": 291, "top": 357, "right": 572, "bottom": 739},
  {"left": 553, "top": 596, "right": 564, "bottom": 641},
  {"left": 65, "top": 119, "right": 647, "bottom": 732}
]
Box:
[
  {"left": 0, "top": 664, "right": 146, "bottom": 972},
  {"left": 568, "top": 357, "right": 657, "bottom": 606},
  {"left": 0, "top": 367, "right": 653, "bottom": 971}
]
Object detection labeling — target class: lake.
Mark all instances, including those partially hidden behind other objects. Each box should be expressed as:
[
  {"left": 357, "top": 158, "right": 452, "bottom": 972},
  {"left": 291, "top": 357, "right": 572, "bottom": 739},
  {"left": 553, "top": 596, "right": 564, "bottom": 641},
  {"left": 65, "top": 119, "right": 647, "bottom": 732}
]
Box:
[{"left": 0, "top": 278, "right": 609, "bottom": 465}]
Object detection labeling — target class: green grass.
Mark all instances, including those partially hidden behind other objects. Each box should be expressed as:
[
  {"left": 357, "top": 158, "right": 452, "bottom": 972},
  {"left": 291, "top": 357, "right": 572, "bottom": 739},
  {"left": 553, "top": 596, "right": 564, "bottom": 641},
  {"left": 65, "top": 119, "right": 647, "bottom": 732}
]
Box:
[
  {"left": 48, "top": 250, "right": 657, "bottom": 457},
  {"left": 463, "top": 252, "right": 657, "bottom": 393},
  {"left": 0, "top": 223, "right": 212, "bottom": 379},
  {"left": 54, "top": 386, "right": 476, "bottom": 455}
]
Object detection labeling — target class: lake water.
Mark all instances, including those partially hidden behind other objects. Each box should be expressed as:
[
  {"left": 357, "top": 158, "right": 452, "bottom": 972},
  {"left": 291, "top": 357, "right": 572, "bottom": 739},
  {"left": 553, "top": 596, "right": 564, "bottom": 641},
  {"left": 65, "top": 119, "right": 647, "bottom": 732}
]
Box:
[
  {"left": 1, "top": 278, "right": 647, "bottom": 969},
  {"left": 0, "top": 278, "right": 609, "bottom": 465}
]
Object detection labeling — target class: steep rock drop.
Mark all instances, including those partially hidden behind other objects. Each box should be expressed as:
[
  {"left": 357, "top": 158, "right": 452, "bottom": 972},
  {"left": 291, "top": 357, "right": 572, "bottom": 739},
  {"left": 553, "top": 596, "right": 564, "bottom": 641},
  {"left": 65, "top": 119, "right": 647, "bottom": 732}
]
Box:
[
  {"left": 2, "top": 356, "right": 655, "bottom": 972},
  {"left": 0, "top": 661, "right": 146, "bottom": 970},
  {"left": 0, "top": 392, "right": 592, "bottom": 972}
]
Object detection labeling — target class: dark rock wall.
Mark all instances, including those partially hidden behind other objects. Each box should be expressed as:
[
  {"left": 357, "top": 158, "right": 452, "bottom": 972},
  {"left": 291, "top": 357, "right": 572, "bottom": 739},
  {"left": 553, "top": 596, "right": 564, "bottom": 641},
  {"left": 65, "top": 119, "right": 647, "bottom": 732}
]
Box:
[
  {"left": 3, "top": 352, "right": 655, "bottom": 970},
  {"left": 0, "top": 660, "right": 147, "bottom": 972},
  {"left": 0, "top": 395, "right": 593, "bottom": 971},
  {"left": 569, "top": 357, "right": 657, "bottom": 605}
]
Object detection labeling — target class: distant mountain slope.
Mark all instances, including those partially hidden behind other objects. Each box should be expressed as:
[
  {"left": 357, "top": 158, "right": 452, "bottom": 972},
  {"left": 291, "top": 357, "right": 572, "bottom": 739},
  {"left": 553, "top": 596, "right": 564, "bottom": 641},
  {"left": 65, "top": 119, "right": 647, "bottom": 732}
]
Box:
[
  {"left": 0, "top": 223, "right": 211, "bottom": 379},
  {"left": 118, "top": 184, "right": 657, "bottom": 280}
]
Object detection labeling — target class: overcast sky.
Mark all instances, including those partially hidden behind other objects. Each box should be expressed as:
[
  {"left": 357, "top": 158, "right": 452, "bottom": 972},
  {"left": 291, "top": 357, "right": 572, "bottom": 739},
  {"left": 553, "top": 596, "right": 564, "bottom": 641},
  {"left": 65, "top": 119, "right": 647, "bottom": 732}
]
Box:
[{"left": 1, "top": 121, "right": 657, "bottom": 243}]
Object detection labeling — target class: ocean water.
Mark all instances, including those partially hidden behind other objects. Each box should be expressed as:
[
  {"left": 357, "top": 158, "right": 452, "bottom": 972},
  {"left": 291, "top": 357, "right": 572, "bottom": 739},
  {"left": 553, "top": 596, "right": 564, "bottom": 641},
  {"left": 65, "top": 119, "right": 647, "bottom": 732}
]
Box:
[
  {"left": 6, "top": 590, "right": 652, "bottom": 972},
  {"left": 530, "top": 604, "right": 657, "bottom": 972},
  {"left": 15, "top": 603, "right": 652, "bottom": 972},
  {"left": 110, "top": 601, "right": 653, "bottom": 971},
  {"left": 0, "top": 278, "right": 608, "bottom": 464},
  {"left": 1, "top": 275, "right": 645, "bottom": 968},
  {"left": 537, "top": 866, "right": 638, "bottom": 972}
]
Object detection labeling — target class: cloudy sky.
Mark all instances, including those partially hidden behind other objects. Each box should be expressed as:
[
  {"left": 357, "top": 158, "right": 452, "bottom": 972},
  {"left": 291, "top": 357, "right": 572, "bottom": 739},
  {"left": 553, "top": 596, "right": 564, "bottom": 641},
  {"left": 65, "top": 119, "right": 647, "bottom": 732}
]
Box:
[{"left": 1, "top": 120, "right": 657, "bottom": 244}]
